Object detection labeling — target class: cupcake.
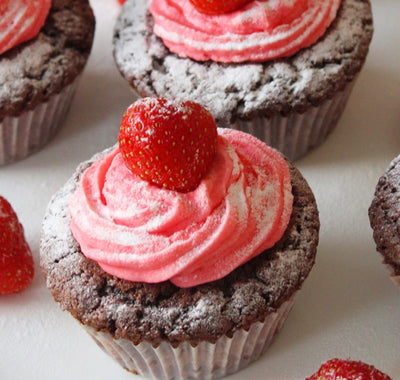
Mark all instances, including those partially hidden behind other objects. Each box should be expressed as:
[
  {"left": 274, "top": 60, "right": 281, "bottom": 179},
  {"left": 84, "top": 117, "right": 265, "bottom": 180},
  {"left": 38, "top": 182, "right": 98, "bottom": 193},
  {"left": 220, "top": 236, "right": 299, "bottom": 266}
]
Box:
[
  {"left": 40, "top": 98, "right": 319, "bottom": 379},
  {"left": 369, "top": 155, "right": 400, "bottom": 288},
  {"left": 0, "top": 0, "right": 95, "bottom": 165},
  {"left": 113, "top": 0, "right": 373, "bottom": 161}
]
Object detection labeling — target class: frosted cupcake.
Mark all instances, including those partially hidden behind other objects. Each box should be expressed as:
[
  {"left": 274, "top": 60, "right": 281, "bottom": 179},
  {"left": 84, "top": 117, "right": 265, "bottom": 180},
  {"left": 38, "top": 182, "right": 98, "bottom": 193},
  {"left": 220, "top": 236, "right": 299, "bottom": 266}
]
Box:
[
  {"left": 369, "top": 155, "right": 400, "bottom": 288},
  {"left": 113, "top": 0, "right": 373, "bottom": 160},
  {"left": 40, "top": 98, "right": 319, "bottom": 379},
  {"left": 0, "top": 0, "right": 95, "bottom": 165}
]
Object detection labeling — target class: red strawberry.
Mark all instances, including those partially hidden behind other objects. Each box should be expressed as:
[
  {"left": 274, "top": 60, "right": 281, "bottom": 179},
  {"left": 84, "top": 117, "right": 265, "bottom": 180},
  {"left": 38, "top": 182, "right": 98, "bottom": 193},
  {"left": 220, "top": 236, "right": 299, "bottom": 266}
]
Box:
[
  {"left": 119, "top": 98, "right": 218, "bottom": 193},
  {"left": 117, "top": 0, "right": 126, "bottom": 4},
  {"left": 306, "top": 358, "right": 392, "bottom": 380},
  {"left": 189, "top": 0, "right": 252, "bottom": 15},
  {"left": 0, "top": 196, "right": 34, "bottom": 295}
]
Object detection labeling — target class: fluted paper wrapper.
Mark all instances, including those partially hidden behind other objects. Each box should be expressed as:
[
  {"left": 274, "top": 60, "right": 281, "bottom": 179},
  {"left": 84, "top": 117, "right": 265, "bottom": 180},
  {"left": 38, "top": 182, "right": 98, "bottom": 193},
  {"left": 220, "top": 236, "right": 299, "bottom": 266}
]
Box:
[
  {"left": 83, "top": 293, "right": 296, "bottom": 380},
  {"left": 391, "top": 275, "right": 400, "bottom": 287},
  {"left": 230, "top": 81, "right": 356, "bottom": 161},
  {"left": 0, "top": 79, "right": 80, "bottom": 165},
  {"left": 384, "top": 263, "right": 400, "bottom": 288}
]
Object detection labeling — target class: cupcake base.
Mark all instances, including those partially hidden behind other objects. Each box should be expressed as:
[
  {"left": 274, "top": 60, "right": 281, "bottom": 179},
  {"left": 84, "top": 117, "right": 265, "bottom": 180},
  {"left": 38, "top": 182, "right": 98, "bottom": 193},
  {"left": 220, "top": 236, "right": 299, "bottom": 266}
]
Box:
[
  {"left": 113, "top": 0, "right": 373, "bottom": 161},
  {"left": 0, "top": 78, "right": 79, "bottom": 165},
  {"left": 0, "top": 0, "right": 95, "bottom": 165},
  {"left": 230, "top": 80, "right": 355, "bottom": 160},
  {"left": 40, "top": 138, "right": 319, "bottom": 380},
  {"left": 385, "top": 264, "right": 400, "bottom": 288},
  {"left": 369, "top": 154, "right": 400, "bottom": 289},
  {"left": 85, "top": 293, "right": 296, "bottom": 380}
]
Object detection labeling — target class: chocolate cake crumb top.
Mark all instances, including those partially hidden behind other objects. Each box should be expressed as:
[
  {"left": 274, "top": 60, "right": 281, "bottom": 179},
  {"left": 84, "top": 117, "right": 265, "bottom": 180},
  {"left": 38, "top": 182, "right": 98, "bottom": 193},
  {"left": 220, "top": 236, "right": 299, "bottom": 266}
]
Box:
[
  {"left": 40, "top": 146, "right": 319, "bottom": 346},
  {"left": 369, "top": 155, "right": 400, "bottom": 276},
  {"left": 0, "top": 0, "right": 95, "bottom": 119},
  {"left": 113, "top": 0, "right": 373, "bottom": 125}
]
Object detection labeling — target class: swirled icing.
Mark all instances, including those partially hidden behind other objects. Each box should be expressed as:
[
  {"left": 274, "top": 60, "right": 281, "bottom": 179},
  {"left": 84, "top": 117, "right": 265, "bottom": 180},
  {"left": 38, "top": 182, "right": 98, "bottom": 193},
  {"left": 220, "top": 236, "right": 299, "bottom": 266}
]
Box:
[
  {"left": 150, "top": 0, "right": 342, "bottom": 62},
  {"left": 69, "top": 129, "right": 293, "bottom": 287},
  {"left": 0, "top": 0, "right": 51, "bottom": 55}
]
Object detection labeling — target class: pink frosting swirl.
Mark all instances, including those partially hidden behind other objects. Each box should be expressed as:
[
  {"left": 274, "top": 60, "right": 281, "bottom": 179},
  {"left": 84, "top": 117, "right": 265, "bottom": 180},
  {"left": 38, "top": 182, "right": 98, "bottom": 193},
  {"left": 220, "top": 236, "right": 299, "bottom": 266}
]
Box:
[
  {"left": 150, "top": 0, "right": 341, "bottom": 62},
  {"left": 0, "top": 0, "right": 51, "bottom": 55},
  {"left": 69, "top": 129, "right": 293, "bottom": 287}
]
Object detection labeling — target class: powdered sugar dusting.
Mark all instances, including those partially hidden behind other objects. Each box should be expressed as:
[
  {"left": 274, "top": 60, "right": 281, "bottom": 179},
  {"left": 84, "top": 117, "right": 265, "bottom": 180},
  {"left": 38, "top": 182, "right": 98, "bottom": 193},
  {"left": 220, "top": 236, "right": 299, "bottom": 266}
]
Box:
[
  {"left": 0, "top": 0, "right": 95, "bottom": 118},
  {"left": 369, "top": 154, "right": 400, "bottom": 274},
  {"left": 151, "top": 0, "right": 341, "bottom": 62},
  {"left": 39, "top": 143, "right": 319, "bottom": 346},
  {"left": 67, "top": 130, "right": 293, "bottom": 287},
  {"left": 113, "top": 0, "right": 373, "bottom": 122}
]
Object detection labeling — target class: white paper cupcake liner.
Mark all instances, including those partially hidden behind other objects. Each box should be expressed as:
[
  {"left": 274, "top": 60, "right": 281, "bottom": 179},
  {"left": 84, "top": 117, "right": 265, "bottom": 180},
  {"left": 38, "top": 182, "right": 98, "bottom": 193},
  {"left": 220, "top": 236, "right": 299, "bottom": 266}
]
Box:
[
  {"left": 83, "top": 292, "right": 296, "bottom": 380},
  {"left": 384, "top": 263, "right": 400, "bottom": 288},
  {"left": 0, "top": 78, "right": 80, "bottom": 165},
  {"left": 230, "top": 80, "right": 356, "bottom": 161},
  {"left": 391, "top": 275, "right": 400, "bottom": 287}
]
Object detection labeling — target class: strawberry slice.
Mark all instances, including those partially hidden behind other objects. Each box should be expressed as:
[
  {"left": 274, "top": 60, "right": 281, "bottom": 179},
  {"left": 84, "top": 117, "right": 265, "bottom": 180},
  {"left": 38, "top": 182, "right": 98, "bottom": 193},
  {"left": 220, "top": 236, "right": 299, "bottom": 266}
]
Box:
[
  {"left": 306, "top": 358, "right": 392, "bottom": 380},
  {"left": 189, "top": 0, "right": 252, "bottom": 15},
  {"left": 119, "top": 98, "right": 218, "bottom": 193},
  {"left": 0, "top": 196, "right": 34, "bottom": 295},
  {"left": 0, "top": 0, "right": 52, "bottom": 55}
]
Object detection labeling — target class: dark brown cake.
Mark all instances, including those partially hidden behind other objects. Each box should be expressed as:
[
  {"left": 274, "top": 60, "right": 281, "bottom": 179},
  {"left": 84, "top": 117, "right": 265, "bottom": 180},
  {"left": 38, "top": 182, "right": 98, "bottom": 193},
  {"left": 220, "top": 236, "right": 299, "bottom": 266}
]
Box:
[
  {"left": 369, "top": 155, "right": 400, "bottom": 286},
  {"left": 0, "top": 0, "right": 95, "bottom": 165},
  {"left": 40, "top": 145, "right": 319, "bottom": 347},
  {"left": 113, "top": 0, "right": 372, "bottom": 124},
  {"left": 0, "top": 0, "right": 95, "bottom": 119},
  {"left": 112, "top": 0, "right": 373, "bottom": 161}
]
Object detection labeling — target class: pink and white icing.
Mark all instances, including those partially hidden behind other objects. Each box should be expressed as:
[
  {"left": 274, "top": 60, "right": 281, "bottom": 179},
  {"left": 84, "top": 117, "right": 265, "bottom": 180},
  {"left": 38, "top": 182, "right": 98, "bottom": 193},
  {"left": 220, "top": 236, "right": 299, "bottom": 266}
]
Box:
[
  {"left": 150, "top": 0, "right": 342, "bottom": 62},
  {"left": 0, "top": 0, "right": 52, "bottom": 55},
  {"left": 69, "top": 129, "right": 293, "bottom": 288}
]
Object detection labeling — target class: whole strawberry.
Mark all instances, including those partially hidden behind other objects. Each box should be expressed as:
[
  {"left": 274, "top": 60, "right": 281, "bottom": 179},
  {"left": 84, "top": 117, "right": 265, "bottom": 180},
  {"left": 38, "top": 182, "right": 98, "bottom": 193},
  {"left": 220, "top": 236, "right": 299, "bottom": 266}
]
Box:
[
  {"left": 306, "top": 358, "right": 392, "bottom": 380},
  {"left": 0, "top": 196, "right": 34, "bottom": 295},
  {"left": 189, "top": 0, "right": 252, "bottom": 15},
  {"left": 119, "top": 98, "right": 218, "bottom": 193}
]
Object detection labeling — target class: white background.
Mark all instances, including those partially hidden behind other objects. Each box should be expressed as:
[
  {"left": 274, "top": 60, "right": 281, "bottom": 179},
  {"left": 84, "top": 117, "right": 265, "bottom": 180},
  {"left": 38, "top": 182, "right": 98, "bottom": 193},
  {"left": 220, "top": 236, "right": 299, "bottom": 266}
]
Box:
[{"left": 0, "top": 0, "right": 399, "bottom": 379}]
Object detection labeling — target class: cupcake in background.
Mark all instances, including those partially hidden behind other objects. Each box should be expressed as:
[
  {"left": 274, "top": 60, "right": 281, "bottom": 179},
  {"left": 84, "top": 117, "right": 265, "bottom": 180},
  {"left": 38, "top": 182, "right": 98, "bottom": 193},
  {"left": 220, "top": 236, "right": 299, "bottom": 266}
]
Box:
[
  {"left": 40, "top": 98, "right": 320, "bottom": 379},
  {"left": 113, "top": 0, "right": 373, "bottom": 160},
  {"left": 0, "top": 0, "right": 95, "bottom": 165},
  {"left": 369, "top": 155, "right": 400, "bottom": 288}
]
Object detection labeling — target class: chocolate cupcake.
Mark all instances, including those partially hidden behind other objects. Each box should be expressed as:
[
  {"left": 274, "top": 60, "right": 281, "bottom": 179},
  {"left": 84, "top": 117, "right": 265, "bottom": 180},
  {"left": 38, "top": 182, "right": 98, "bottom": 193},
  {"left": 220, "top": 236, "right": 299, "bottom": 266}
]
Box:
[
  {"left": 113, "top": 0, "right": 373, "bottom": 160},
  {"left": 369, "top": 155, "right": 400, "bottom": 287},
  {"left": 0, "top": 0, "right": 95, "bottom": 165},
  {"left": 40, "top": 98, "right": 319, "bottom": 379}
]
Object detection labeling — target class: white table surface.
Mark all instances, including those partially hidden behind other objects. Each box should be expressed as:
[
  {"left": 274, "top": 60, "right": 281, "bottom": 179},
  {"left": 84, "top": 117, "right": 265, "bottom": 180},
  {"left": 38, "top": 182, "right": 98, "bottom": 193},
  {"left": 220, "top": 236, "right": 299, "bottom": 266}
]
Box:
[{"left": 1, "top": 0, "right": 399, "bottom": 379}]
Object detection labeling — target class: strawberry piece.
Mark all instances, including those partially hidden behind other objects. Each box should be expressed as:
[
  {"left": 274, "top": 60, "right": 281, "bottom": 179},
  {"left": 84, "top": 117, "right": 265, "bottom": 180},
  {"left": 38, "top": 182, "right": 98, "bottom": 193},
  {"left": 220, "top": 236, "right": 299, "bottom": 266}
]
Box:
[
  {"left": 189, "top": 0, "right": 252, "bottom": 15},
  {"left": 306, "top": 358, "right": 392, "bottom": 380},
  {"left": 119, "top": 98, "right": 218, "bottom": 193},
  {"left": 117, "top": 0, "right": 126, "bottom": 4},
  {"left": 0, "top": 196, "right": 34, "bottom": 295}
]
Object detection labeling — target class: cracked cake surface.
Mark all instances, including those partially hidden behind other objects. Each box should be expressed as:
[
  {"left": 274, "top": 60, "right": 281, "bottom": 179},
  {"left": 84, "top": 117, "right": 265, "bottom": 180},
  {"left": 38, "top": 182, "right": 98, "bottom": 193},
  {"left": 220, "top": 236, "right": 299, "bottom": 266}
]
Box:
[
  {"left": 113, "top": 0, "right": 373, "bottom": 124},
  {"left": 369, "top": 156, "right": 400, "bottom": 277},
  {"left": 40, "top": 145, "right": 319, "bottom": 346},
  {"left": 0, "top": 0, "right": 95, "bottom": 119}
]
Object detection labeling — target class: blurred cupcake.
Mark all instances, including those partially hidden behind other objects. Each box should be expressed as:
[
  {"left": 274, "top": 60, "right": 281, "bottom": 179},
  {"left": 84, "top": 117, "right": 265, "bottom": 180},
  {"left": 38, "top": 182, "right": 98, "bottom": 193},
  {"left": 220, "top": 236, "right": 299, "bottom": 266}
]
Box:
[
  {"left": 113, "top": 0, "right": 373, "bottom": 160},
  {"left": 40, "top": 98, "right": 319, "bottom": 379},
  {"left": 0, "top": 0, "right": 95, "bottom": 165},
  {"left": 369, "top": 155, "right": 400, "bottom": 287}
]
